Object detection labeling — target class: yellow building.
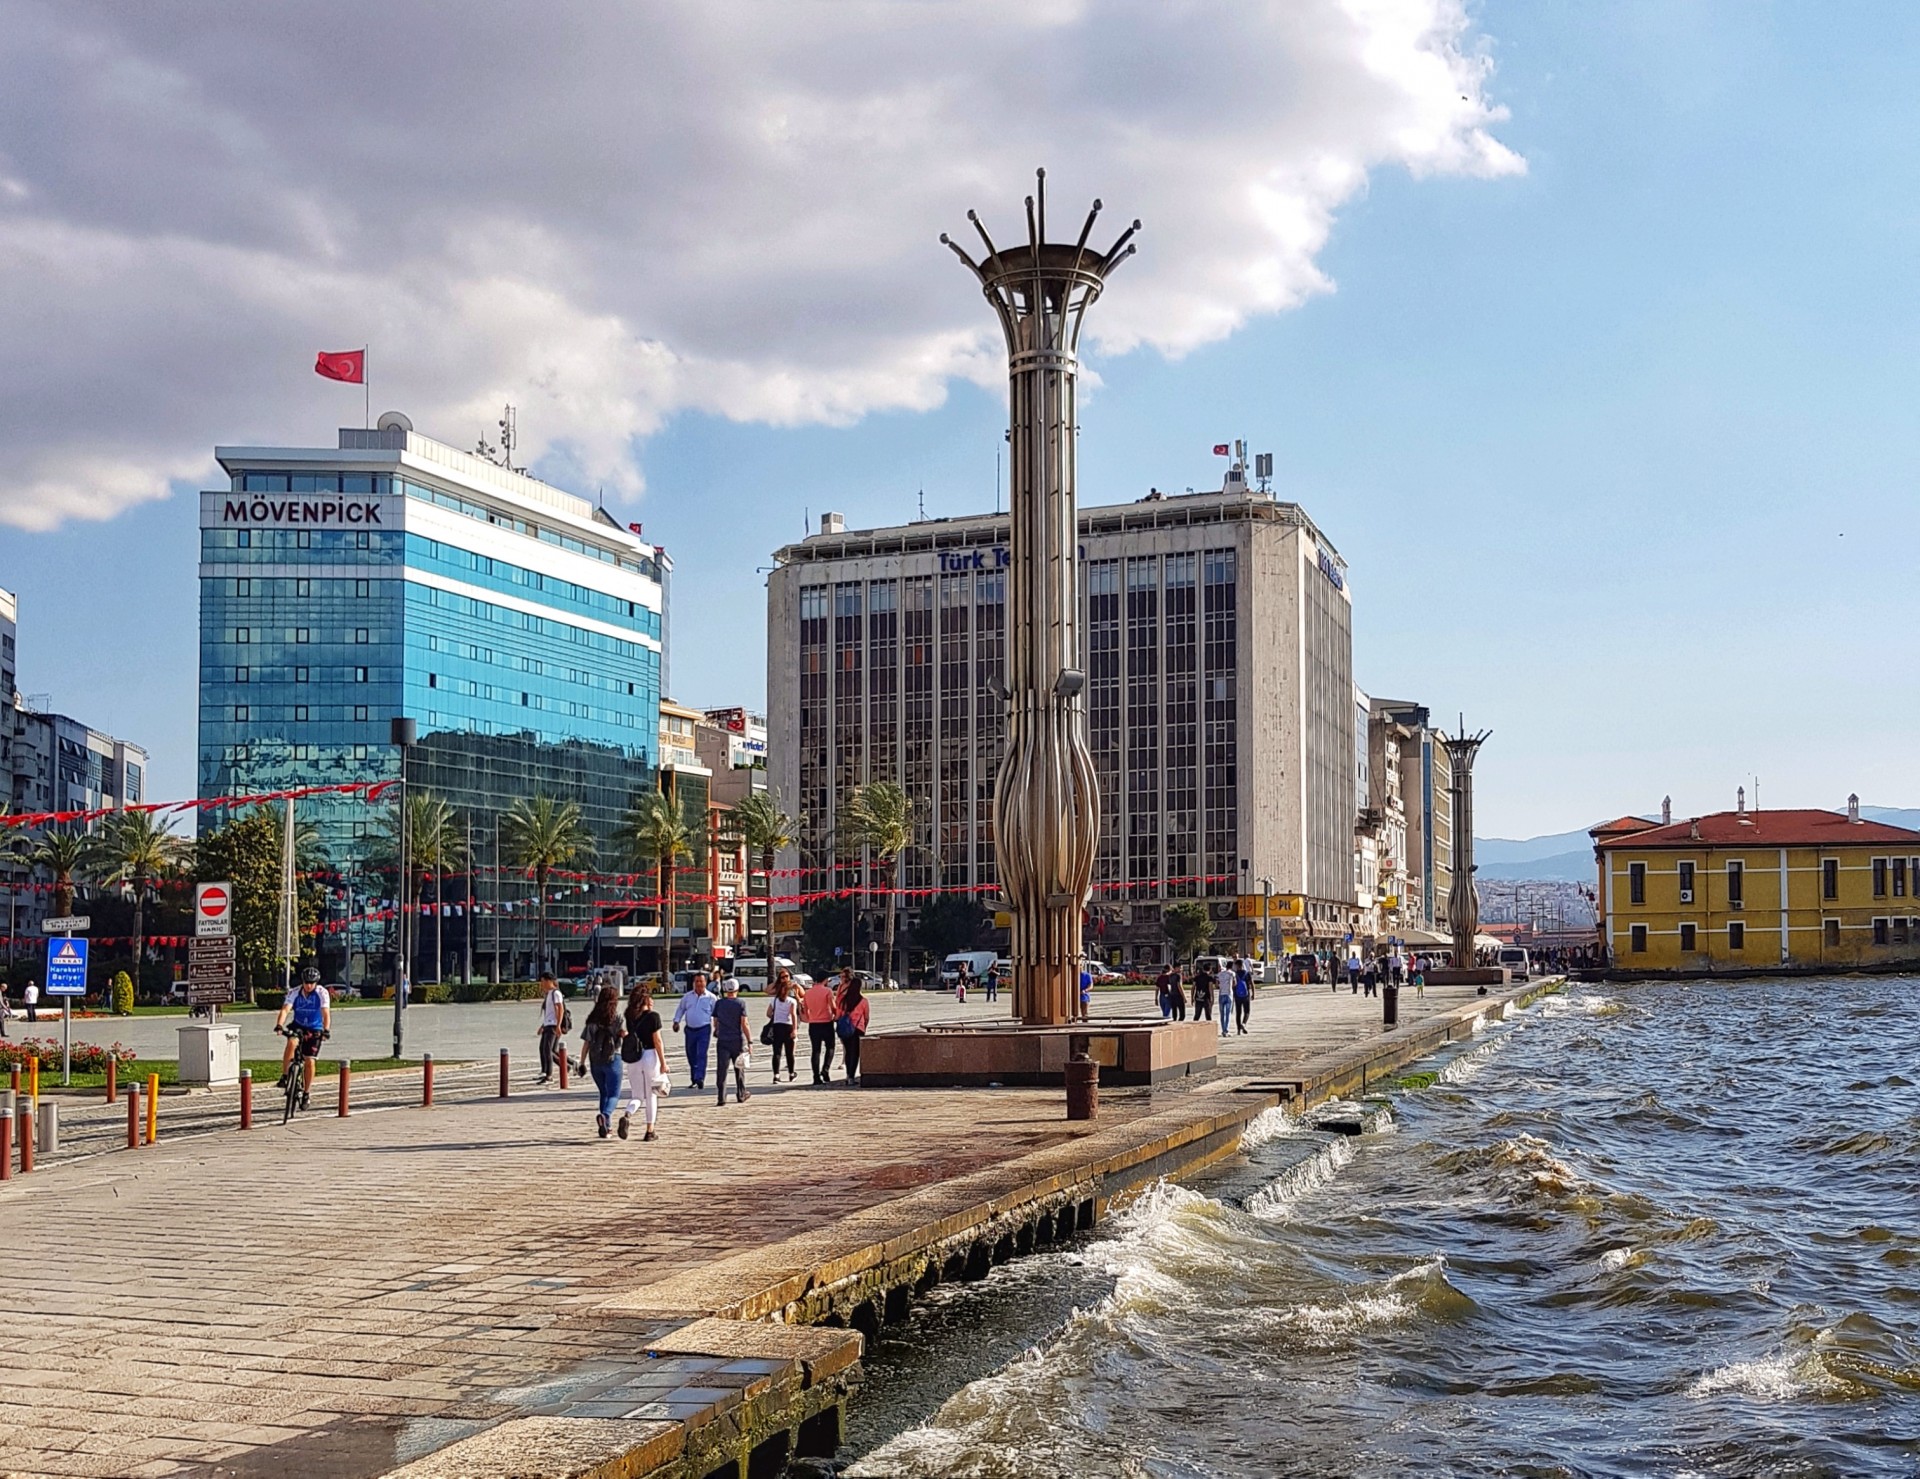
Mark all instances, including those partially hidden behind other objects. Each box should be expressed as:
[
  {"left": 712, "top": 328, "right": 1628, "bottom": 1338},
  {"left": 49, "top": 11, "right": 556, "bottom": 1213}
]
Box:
[{"left": 1592, "top": 799, "right": 1920, "bottom": 973}]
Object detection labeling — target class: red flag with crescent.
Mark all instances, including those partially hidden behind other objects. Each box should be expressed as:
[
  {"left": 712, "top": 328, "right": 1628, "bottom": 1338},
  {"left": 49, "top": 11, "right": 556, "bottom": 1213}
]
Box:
[{"left": 315, "top": 350, "right": 365, "bottom": 383}]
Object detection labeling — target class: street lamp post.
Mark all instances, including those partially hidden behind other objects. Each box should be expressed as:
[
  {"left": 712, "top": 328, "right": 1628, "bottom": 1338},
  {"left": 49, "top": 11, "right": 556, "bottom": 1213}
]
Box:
[{"left": 390, "top": 717, "right": 416, "bottom": 1059}]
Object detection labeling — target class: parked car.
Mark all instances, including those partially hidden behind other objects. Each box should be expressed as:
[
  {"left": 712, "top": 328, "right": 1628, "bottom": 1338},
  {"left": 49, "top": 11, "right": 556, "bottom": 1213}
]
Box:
[
  {"left": 1497, "top": 947, "right": 1531, "bottom": 978},
  {"left": 1082, "top": 960, "right": 1121, "bottom": 983}
]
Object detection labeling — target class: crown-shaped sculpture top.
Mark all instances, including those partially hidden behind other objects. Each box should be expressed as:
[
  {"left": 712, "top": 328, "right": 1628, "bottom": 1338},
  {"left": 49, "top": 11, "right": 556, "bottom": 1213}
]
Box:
[{"left": 942, "top": 168, "right": 1139, "bottom": 354}]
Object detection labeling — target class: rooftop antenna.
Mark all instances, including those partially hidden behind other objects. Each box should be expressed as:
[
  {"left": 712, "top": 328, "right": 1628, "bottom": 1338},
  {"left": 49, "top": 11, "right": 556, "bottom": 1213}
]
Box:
[
  {"left": 475, "top": 403, "right": 521, "bottom": 472},
  {"left": 918, "top": 487, "right": 927, "bottom": 520}
]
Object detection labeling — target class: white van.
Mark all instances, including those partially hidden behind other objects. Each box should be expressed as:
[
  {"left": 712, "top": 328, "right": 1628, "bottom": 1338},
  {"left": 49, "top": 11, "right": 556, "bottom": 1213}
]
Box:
[
  {"left": 1496, "top": 946, "right": 1531, "bottom": 978},
  {"left": 939, "top": 950, "right": 998, "bottom": 987},
  {"left": 731, "top": 956, "right": 797, "bottom": 993}
]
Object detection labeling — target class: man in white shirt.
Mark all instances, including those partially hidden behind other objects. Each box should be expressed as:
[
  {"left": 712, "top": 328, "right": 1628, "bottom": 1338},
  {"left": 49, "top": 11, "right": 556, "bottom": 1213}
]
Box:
[
  {"left": 536, "top": 972, "right": 566, "bottom": 1084},
  {"left": 23, "top": 980, "right": 39, "bottom": 1023},
  {"left": 672, "top": 974, "right": 716, "bottom": 1090}
]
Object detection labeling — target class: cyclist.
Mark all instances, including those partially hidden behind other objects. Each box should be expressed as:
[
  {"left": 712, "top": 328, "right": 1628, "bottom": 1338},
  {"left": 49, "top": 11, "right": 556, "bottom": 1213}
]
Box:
[{"left": 275, "top": 966, "right": 332, "bottom": 1109}]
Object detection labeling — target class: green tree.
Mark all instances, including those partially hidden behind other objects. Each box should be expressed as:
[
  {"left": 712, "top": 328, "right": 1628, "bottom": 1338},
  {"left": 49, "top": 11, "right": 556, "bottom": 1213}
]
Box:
[
  {"left": 88, "top": 810, "right": 188, "bottom": 984},
  {"left": 501, "top": 795, "right": 596, "bottom": 976},
  {"left": 27, "top": 827, "right": 87, "bottom": 919},
  {"left": 623, "top": 789, "right": 697, "bottom": 974},
  {"left": 196, "top": 808, "right": 321, "bottom": 996},
  {"left": 798, "top": 895, "right": 860, "bottom": 978},
  {"left": 111, "top": 970, "right": 134, "bottom": 1017},
  {"left": 1163, "top": 900, "right": 1214, "bottom": 961},
  {"left": 842, "top": 781, "right": 917, "bottom": 985},
  {"left": 914, "top": 893, "right": 984, "bottom": 971},
  {"left": 723, "top": 791, "right": 794, "bottom": 950}
]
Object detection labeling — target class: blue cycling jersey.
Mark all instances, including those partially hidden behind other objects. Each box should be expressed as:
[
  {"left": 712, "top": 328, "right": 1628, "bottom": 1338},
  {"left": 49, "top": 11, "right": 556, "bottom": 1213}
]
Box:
[{"left": 288, "top": 987, "right": 328, "bottom": 1031}]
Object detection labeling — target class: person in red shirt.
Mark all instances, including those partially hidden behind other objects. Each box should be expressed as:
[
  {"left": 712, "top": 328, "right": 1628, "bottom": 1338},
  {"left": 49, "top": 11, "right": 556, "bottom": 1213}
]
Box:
[{"left": 801, "top": 973, "right": 840, "bottom": 1085}]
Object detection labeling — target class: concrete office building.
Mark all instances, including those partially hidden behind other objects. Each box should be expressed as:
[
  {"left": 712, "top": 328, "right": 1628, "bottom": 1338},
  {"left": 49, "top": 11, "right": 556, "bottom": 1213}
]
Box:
[
  {"left": 767, "top": 472, "right": 1362, "bottom": 965},
  {"left": 199, "top": 414, "right": 665, "bottom": 983}
]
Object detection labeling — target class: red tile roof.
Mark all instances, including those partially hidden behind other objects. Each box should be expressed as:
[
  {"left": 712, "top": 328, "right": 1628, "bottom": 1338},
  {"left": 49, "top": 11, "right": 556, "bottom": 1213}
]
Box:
[
  {"left": 1595, "top": 808, "right": 1920, "bottom": 850},
  {"left": 1589, "top": 815, "right": 1659, "bottom": 838}
]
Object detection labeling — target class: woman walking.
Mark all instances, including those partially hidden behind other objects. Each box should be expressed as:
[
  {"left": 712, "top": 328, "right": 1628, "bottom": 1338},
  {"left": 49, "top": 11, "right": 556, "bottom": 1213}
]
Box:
[
  {"left": 837, "top": 974, "right": 871, "bottom": 1086},
  {"left": 765, "top": 972, "right": 799, "bottom": 1083},
  {"left": 578, "top": 983, "right": 625, "bottom": 1139},
  {"left": 619, "top": 982, "right": 668, "bottom": 1142}
]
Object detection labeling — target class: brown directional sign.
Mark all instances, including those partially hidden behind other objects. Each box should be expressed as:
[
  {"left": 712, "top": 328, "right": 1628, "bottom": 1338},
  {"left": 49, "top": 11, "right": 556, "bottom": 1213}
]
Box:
[{"left": 186, "top": 935, "right": 237, "bottom": 1005}]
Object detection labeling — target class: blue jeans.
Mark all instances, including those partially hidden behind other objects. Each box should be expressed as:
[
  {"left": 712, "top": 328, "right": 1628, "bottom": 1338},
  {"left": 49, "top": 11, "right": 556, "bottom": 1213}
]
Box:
[
  {"left": 1219, "top": 997, "right": 1232, "bottom": 1036},
  {"left": 591, "top": 1058, "right": 622, "bottom": 1121},
  {"left": 683, "top": 1024, "right": 711, "bottom": 1086}
]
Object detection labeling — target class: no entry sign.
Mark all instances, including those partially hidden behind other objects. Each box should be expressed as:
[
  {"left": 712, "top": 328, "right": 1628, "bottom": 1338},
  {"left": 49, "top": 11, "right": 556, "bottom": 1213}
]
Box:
[{"left": 195, "top": 881, "right": 234, "bottom": 938}]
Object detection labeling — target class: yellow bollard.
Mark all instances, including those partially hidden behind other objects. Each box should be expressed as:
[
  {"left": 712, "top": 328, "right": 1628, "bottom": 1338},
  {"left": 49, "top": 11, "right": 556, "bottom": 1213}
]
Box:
[
  {"left": 28, "top": 1058, "right": 38, "bottom": 1110},
  {"left": 146, "top": 1074, "right": 159, "bottom": 1145}
]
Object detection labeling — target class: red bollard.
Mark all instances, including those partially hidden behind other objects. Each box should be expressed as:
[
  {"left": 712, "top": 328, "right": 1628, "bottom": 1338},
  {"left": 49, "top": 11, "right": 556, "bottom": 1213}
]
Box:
[
  {"left": 0, "top": 1106, "right": 11, "bottom": 1182},
  {"left": 239, "top": 1070, "right": 252, "bottom": 1130},
  {"left": 337, "top": 1062, "right": 351, "bottom": 1118},
  {"left": 557, "top": 1045, "right": 569, "bottom": 1089},
  {"left": 422, "top": 1052, "right": 434, "bottom": 1107},
  {"left": 104, "top": 1058, "right": 116, "bottom": 1104},
  {"left": 19, "top": 1106, "right": 32, "bottom": 1175},
  {"left": 126, "top": 1087, "right": 141, "bottom": 1149},
  {"left": 498, "top": 1048, "right": 510, "bottom": 1098}
]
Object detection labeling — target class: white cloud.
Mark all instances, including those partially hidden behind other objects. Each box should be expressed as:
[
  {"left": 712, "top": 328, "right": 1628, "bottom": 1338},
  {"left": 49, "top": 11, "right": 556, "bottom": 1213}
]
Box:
[{"left": 0, "top": 0, "right": 1519, "bottom": 529}]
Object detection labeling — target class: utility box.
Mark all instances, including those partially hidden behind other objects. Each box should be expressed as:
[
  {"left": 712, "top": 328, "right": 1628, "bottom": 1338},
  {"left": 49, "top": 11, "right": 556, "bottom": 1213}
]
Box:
[{"left": 177, "top": 1024, "right": 242, "bottom": 1087}]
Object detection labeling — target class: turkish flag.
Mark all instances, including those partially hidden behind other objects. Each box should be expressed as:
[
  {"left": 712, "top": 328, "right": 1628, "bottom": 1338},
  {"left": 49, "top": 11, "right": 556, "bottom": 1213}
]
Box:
[
  {"left": 315, "top": 350, "right": 365, "bottom": 383},
  {"left": 1212, "top": 443, "right": 1231, "bottom": 455}
]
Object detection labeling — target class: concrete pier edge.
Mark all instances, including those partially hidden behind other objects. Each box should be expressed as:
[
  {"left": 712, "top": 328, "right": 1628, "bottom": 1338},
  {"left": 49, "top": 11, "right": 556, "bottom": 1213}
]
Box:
[{"left": 382, "top": 977, "right": 1563, "bottom": 1479}]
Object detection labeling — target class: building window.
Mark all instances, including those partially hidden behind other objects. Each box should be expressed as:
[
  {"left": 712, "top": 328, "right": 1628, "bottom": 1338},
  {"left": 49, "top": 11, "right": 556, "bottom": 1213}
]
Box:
[
  {"left": 1873, "top": 858, "right": 1888, "bottom": 898},
  {"left": 355, "top": 531, "right": 370, "bottom": 549},
  {"left": 429, "top": 674, "right": 438, "bottom": 688},
  {"left": 1726, "top": 859, "right": 1743, "bottom": 908},
  {"left": 1895, "top": 858, "right": 1908, "bottom": 898},
  {"left": 235, "top": 627, "right": 251, "bottom": 644},
  {"left": 234, "top": 705, "right": 248, "bottom": 722},
  {"left": 296, "top": 578, "right": 311, "bottom": 597},
  {"left": 1678, "top": 860, "right": 1695, "bottom": 902},
  {"left": 1679, "top": 923, "right": 1697, "bottom": 951},
  {"left": 296, "top": 530, "right": 311, "bottom": 548},
  {"left": 1728, "top": 921, "right": 1745, "bottom": 951},
  {"left": 295, "top": 627, "right": 310, "bottom": 644},
  {"left": 355, "top": 628, "right": 370, "bottom": 644},
  {"left": 1824, "top": 918, "right": 1841, "bottom": 947},
  {"left": 355, "top": 666, "right": 368, "bottom": 682},
  {"left": 1628, "top": 862, "right": 1646, "bottom": 905},
  {"left": 1895, "top": 918, "right": 1911, "bottom": 946},
  {"left": 1873, "top": 917, "right": 1890, "bottom": 946},
  {"left": 356, "top": 579, "right": 370, "bottom": 598},
  {"left": 237, "top": 529, "right": 251, "bottom": 548},
  {"left": 293, "top": 705, "right": 308, "bottom": 722},
  {"left": 1630, "top": 924, "right": 1647, "bottom": 953},
  {"left": 354, "top": 705, "right": 368, "bottom": 721},
  {"left": 234, "top": 577, "right": 250, "bottom": 597},
  {"left": 1823, "top": 859, "right": 1839, "bottom": 900},
  {"left": 234, "top": 666, "right": 249, "bottom": 683},
  {"left": 295, "top": 666, "right": 309, "bottom": 683}
]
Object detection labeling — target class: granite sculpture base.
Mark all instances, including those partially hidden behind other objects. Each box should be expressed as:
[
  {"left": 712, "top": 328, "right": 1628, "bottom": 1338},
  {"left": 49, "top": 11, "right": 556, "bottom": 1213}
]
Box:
[
  {"left": 858, "top": 1018, "right": 1219, "bottom": 1089},
  {"left": 1423, "top": 967, "right": 1510, "bottom": 988}
]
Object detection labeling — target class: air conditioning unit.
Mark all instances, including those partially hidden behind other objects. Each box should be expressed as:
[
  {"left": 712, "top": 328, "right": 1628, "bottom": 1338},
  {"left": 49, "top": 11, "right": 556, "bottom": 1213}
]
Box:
[{"left": 1678, "top": 889, "right": 1693, "bottom": 903}]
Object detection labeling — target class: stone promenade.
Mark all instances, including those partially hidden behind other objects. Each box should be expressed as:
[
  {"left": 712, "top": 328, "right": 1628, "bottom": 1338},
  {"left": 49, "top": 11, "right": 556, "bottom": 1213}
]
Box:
[{"left": 0, "top": 980, "right": 1518, "bottom": 1479}]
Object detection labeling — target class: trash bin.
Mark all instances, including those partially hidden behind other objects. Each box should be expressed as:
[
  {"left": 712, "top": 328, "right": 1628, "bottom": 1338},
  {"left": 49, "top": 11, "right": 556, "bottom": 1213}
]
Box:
[{"left": 1381, "top": 983, "right": 1399, "bottom": 1028}]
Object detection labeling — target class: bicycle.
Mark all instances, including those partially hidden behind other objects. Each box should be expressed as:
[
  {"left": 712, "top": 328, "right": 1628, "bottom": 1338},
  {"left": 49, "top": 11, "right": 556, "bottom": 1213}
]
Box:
[{"left": 278, "top": 1025, "right": 326, "bottom": 1124}]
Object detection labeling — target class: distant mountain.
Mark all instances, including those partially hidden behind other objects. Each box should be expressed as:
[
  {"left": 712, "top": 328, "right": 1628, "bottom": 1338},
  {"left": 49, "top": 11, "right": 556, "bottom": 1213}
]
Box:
[
  {"left": 1474, "top": 827, "right": 1608, "bottom": 866},
  {"left": 1475, "top": 849, "right": 1595, "bottom": 884},
  {"left": 1863, "top": 806, "right": 1920, "bottom": 831}
]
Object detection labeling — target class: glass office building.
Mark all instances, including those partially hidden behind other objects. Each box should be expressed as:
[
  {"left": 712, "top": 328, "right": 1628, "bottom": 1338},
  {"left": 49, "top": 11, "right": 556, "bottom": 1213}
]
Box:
[{"left": 199, "top": 413, "right": 665, "bottom": 983}]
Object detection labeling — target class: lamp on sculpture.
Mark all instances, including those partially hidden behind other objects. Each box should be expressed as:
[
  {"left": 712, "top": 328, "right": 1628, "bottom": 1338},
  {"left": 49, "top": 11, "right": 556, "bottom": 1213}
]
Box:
[{"left": 943, "top": 171, "right": 1139, "bottom": 1026}]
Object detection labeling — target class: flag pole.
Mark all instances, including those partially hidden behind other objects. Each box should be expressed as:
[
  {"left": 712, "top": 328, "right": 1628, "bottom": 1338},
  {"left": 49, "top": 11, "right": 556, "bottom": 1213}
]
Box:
[{"left": 363, "top": 344, "right": 370, "bottom": 429}]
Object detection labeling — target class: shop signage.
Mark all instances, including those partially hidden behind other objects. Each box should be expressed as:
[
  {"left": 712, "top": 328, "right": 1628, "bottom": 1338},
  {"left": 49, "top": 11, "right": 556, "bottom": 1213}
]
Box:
[{"left": 221, "top": 497, "right": 384, "bottom": 526}]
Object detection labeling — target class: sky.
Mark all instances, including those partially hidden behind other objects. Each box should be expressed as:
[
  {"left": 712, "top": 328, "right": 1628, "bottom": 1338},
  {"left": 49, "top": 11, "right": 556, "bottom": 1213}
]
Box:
[{"left": 3, "top": 2, "right": 1918, "bottom": 840}]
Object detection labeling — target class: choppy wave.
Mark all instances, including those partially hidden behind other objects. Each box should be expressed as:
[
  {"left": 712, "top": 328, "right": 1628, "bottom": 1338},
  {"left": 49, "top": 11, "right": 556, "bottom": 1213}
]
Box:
[{"left": 1245, "top": 1135, "right": 1354, "bottom": 1220}]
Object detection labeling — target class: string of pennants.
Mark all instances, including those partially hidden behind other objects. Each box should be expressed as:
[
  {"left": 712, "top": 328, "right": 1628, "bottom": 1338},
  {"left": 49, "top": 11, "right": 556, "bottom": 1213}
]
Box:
[{"left": 0, "top": 780, "right": 398, "bottom": 832}]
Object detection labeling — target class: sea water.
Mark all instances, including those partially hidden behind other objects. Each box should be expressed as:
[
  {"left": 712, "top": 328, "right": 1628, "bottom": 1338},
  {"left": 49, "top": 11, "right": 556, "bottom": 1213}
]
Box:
[{"left": 848, "top": 975, "right": 1920, "bottom": 1477}]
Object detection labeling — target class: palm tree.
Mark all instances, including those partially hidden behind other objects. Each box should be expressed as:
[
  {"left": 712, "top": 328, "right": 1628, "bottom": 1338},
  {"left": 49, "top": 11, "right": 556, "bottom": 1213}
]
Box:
[
  {"left": 843, "top": 781, "right": 918, "bottom": 986},
  {"left": 88, "top": 811, "right": 188, "bottom": 983},
  {"left": 501, "top": 795, "right": 596, "bottom": 977},
  {"left": 624, "top": 789, "right": 697, "bottom": 975},
  {"left": 724, "top": 792, "right": 795, "bottom": 952},
  {"left": 27, "top": 827, "right": 88, "bottom": 919},
  {"left": 392, "top": 794, "right": 464, "bottom": 982}
]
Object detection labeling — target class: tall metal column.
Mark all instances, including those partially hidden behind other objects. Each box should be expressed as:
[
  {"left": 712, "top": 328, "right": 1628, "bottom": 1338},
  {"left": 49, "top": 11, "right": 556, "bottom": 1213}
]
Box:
[
  {"left": 944, "top": 171, "right": 1139, "bottom": 1025},
  {"left": 1443, "top": 726, "right": 1491, "bottom": 969}
]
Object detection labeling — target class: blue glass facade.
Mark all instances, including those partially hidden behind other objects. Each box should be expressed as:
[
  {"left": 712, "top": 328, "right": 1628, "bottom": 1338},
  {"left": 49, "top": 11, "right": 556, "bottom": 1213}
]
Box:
[{"left": 198, "top": 426, "right": 664, "bottom": 982}]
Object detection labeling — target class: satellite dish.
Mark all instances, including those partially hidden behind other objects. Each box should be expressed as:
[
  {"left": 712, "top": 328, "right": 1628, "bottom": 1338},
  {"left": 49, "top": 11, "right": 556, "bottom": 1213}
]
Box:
[{"left": 376, "top": 411, "right": 413, "bottom": 433}]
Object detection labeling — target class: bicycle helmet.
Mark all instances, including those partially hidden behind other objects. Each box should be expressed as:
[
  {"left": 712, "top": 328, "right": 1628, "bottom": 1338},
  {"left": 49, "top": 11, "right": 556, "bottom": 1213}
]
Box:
[{"left": 299, "top": 966, "right": 322, "bottom": 984}]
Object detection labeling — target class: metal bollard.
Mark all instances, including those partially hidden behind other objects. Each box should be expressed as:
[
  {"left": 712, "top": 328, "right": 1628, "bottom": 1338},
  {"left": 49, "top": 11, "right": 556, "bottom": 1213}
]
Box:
[
  {"left": 126, "top": 1086, "right": 141, "bottom": 1149},
  {"left": 1382, "top": 983, "right": 1399, "bottom": 1029},
  {"left": 499, "top": 1048, "right": 510, "bottom": 1098},
  {"left": 422, "top": 1052, "right": 434, "bottom": 1107},
  {"left": 146, "top": 1074, "right": 159, "bottom": 1145},
  {"left": 1065, "top": 1053, "right": 1099, "bottom": 1122},
  {"left": 239, "top": 1070, "right": 253, "bottom": 1130},
  {"left": 34, "top": 1099, "right": 55, "bottom": 1157},
  {"left": 7, "top": 1066, "right": 16, "bottom": 1096},
  {"left": 0, "top": 1102, "right": 10, "bottom": 1182},
  {"left": 337, "top": 1061, "right": 351, "bottom": 1117},
  {"left": 557, "top": 1045, "right": 569, "bottom": 1089},
  {"left": 104, "top": 1057, "right": 117, "bottom": 1104}
]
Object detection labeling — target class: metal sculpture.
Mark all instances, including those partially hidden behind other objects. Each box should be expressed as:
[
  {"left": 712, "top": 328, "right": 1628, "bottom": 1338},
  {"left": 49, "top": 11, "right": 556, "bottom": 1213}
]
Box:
[
  {"left": 1442, "top": 726, "right": 1491, "bottom": 970},
  {"left": 943, "top": 171, "right": 1139, "bottom": 1025}
]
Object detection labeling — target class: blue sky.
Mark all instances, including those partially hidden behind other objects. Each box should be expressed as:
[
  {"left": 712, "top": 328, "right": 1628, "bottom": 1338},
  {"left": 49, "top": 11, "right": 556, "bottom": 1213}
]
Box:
[{"left": 5, "top": 3, "right": 1917, "bottom": 839}]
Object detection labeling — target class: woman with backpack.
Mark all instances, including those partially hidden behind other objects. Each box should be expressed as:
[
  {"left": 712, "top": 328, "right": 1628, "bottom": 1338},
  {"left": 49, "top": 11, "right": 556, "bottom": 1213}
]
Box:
[
  {"left": 618, "top": 982, "right": 669, "bottom": 1142},
  {"left": 578, "top": 983, "right": 625, "bottom": 1139},
  {"left": 836, "top": 975, "right": 871, "bottom": 1086},
  {"left": 764, "top": 972, "right": 799, "bottom": 1083}
]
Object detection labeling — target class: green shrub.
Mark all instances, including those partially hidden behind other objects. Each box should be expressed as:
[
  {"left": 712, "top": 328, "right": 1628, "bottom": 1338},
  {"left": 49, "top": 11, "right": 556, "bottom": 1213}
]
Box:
[
  {"left": 111, "top": 971, "right": 135, "bottom": 1017},
  {"left": 448, "top": 980, "right": 546, "bottom": 1003},
  {"left": 254, "top": 989, "right": 285, "bottom": 1011},
  {"left": 418, "top": 983, "right": 454, "bottom": 1004}
]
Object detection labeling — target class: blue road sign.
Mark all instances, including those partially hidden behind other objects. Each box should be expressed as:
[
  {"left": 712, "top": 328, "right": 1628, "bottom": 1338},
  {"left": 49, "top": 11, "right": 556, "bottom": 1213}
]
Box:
[{"left": 45, "top": 936, "right": 89, "bottom": 996}]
